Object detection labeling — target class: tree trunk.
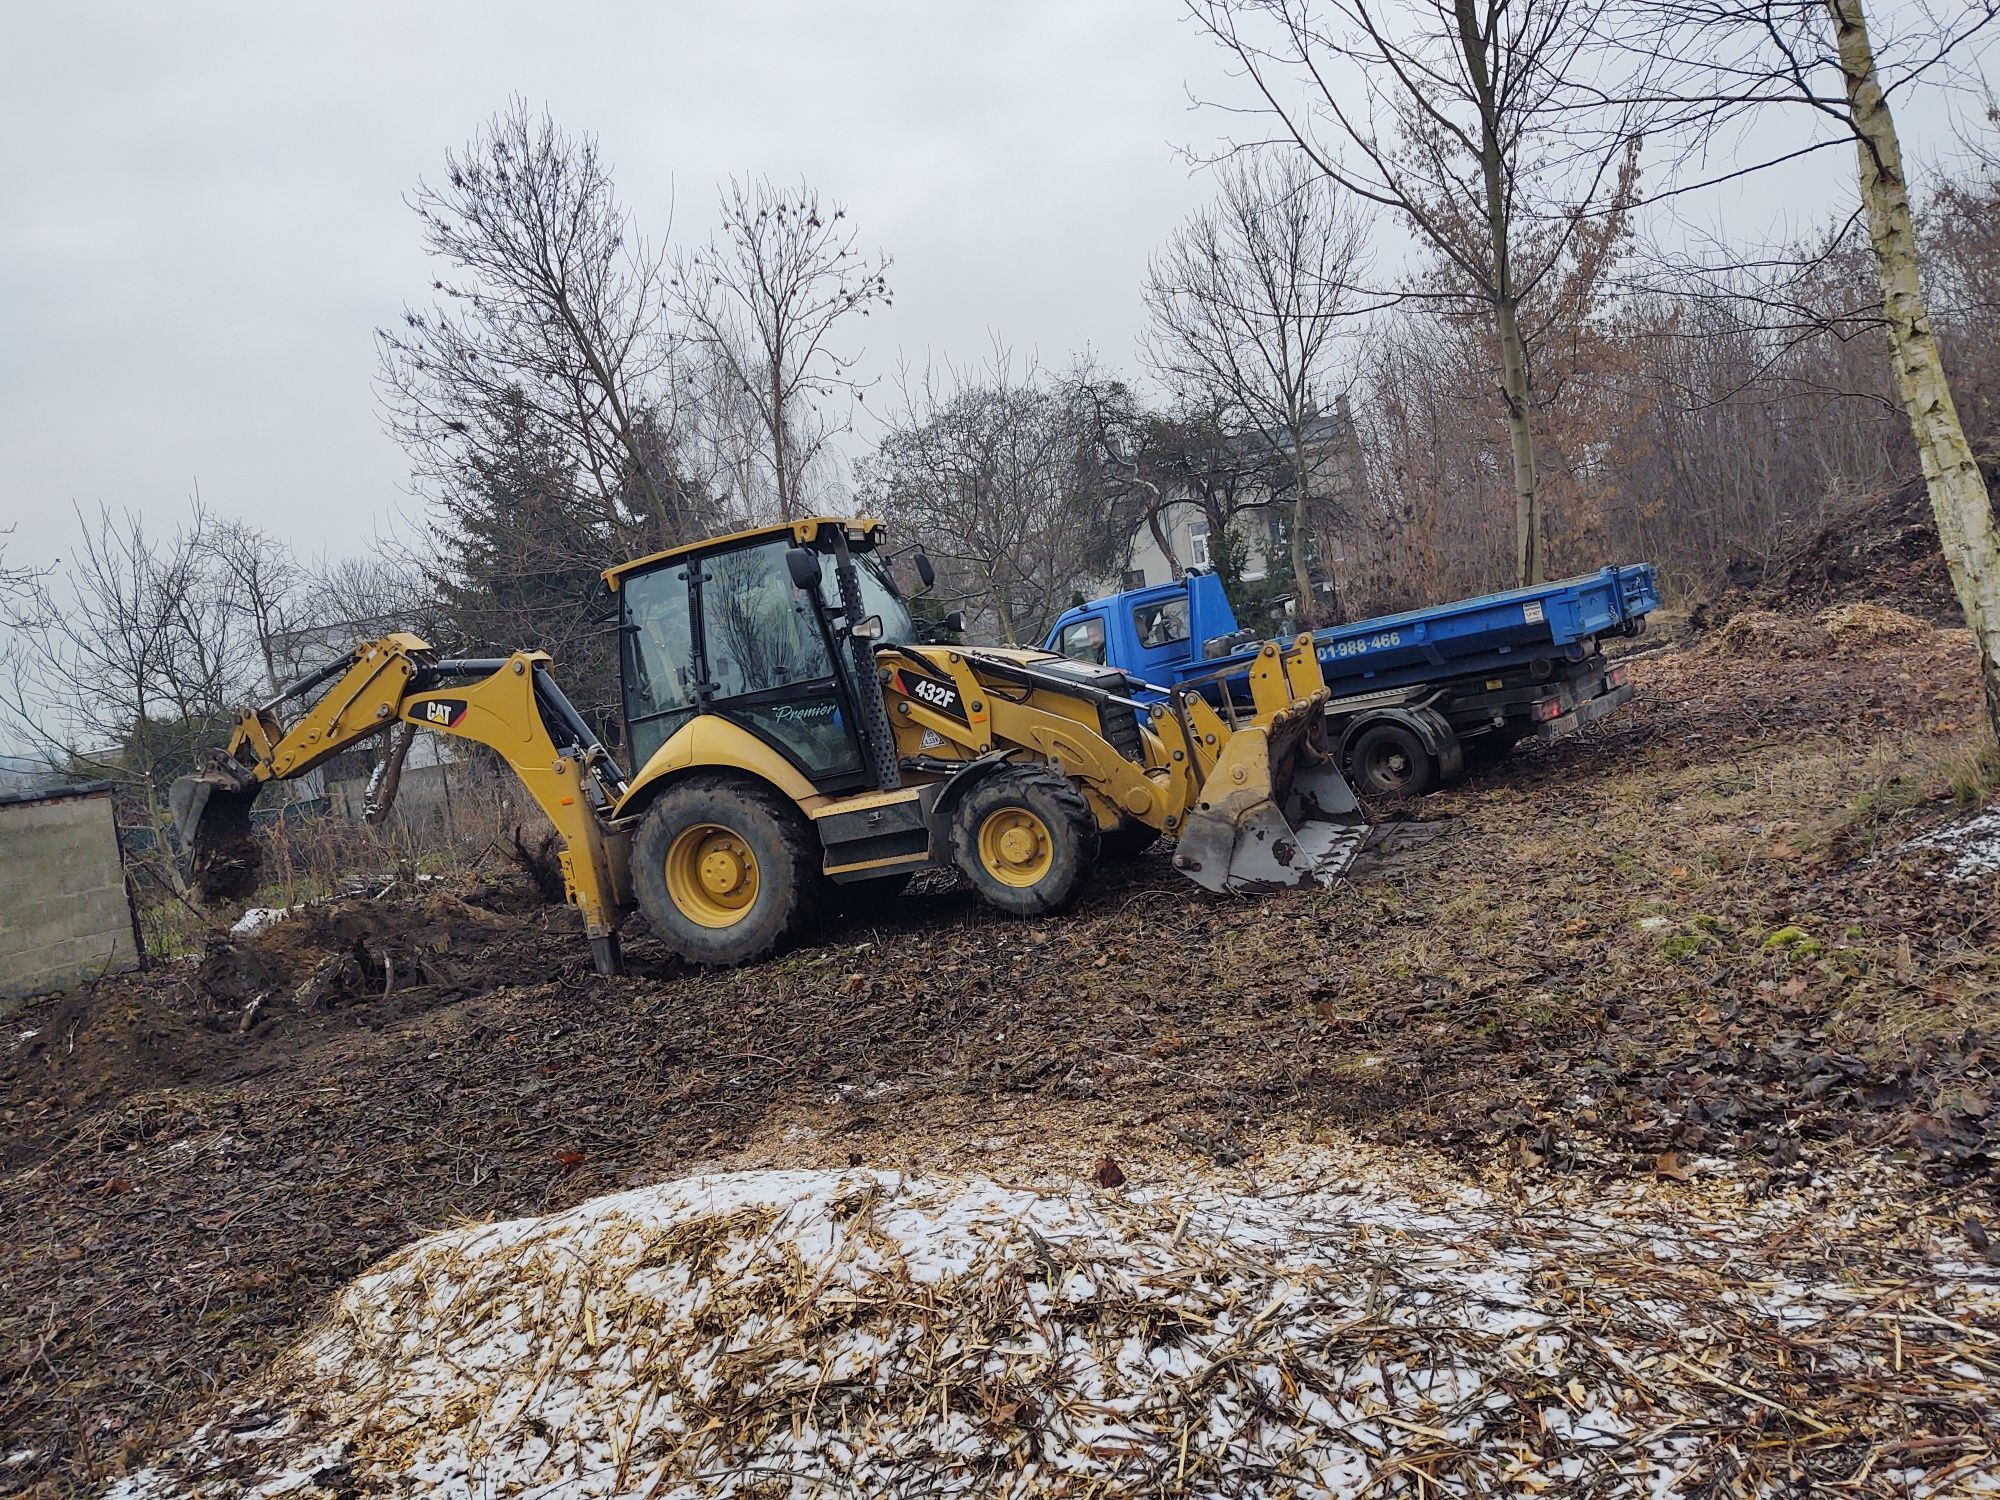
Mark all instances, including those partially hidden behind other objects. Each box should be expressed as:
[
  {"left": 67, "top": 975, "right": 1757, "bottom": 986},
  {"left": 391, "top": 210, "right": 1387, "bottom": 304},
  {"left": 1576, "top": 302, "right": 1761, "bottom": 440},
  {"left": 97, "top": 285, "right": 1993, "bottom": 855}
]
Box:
[
  {"left": 1454, "top": 0, "right": 1544, "bottom": 588},
  {"left": 1830, "top": 0, "right": 2000, "bottom": 735},
  {"left": 1147, "top": 507, "right": 1182, "bottom": 579},
  {"left": 771, "top": 372, "right": 792, "bottom": 516},
  {"left": 1496, "top": 296, "right": 1543, "bottom": 586},
  {"left": 1290, "top": 445, "right": 1321, "bottom": 630}
]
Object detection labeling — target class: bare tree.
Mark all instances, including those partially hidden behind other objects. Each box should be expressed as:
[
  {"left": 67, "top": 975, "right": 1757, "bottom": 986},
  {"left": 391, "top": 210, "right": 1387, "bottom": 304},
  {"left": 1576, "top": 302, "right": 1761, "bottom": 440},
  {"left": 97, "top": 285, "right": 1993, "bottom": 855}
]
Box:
[
  {"left": 0, "top": 527, "right": 35, "bottom": 601},
  {"left": 1079, "top": 385, "right": 1289, "bottom": 602},
  {"left": 0, "top": 506, "right": 254, "bottom": 869},
  {"left": 862, "top": 350, "right": 1119, "bottom": 645},
  {"left": 1185, "top": 0, "right": 1651, "bottom": 586},
  {"left": 204, "top": 515, "right": 313, "bottom": 695},
  {"left": 1619, "top": 0, "right": 2000, "bottom": 733},
  {"left": 1144, "top": 152, "right": 1368, "bottom": 624},
  {"left": 378, "top": 100, "right": 704, "bottom": 553},
  {"left": 673, "top": 177, "right": 892, "bottom": 516}
]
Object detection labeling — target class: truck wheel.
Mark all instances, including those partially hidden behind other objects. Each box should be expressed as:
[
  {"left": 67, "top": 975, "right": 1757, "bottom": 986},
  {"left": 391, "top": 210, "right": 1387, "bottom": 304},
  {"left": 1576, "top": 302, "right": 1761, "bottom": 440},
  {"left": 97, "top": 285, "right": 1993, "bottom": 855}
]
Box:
[
  {"left": 632, "top": 775, "right": 826, "bottom": 966},
  {"left": 1099, "top": 819, "right": 1162, "bottom": 863},
  {"left": 949, "top": 765, "right": 1100, "bottom": 915},
  {"left": 1348, "top": 722, "right": 1437, "bottom": 798}
]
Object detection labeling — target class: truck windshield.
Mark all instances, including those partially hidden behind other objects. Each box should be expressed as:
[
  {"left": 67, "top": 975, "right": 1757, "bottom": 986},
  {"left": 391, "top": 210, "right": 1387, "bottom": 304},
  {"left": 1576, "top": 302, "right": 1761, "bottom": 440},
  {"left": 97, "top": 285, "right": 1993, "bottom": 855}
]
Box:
[{"left": 819, "top": 550, "right": 916, "bottom": 647}]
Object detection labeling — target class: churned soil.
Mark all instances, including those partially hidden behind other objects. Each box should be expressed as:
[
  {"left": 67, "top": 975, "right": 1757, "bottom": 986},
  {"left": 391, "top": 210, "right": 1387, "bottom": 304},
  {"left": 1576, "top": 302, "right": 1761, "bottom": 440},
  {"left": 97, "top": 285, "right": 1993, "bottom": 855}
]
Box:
[{"left": 2, "top": 614, "right": 1996, "bottom": 1495}]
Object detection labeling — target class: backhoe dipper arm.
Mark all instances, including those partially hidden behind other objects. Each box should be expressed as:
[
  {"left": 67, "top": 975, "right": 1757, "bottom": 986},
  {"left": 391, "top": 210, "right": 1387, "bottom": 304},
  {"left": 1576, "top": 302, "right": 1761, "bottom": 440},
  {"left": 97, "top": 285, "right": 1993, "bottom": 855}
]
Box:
[{"left": 175, "top": 634, "right": 633, "bottom": 974}]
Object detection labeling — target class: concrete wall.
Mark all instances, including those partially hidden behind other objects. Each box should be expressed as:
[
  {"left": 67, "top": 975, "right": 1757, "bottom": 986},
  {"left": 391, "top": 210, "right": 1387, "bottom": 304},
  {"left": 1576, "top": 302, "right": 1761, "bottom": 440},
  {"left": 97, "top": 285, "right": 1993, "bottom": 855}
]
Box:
[{"left": 0, "top": 783, "right": 142, "bottom": 1006}]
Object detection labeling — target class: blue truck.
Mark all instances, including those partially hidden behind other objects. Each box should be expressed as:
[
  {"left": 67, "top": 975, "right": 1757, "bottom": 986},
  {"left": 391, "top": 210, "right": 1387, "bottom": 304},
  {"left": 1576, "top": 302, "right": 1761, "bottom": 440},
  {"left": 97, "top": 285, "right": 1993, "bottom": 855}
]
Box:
[{"left": 1043, "top": 564, "right": 1660, "bottom": 797}]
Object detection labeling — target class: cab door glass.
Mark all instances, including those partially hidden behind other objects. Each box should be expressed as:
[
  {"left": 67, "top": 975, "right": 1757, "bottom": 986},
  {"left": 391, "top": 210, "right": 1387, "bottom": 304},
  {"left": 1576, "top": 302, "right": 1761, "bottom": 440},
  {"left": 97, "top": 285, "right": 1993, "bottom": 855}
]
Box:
[
  {"left": 1058, "top": 617, "right": 1107, "bottom": 665},
  {"left": 622, "top": 564, "right": 697, "bottom": 769},
  {"left": 701, "top": 540, "right": 862, "bottom": 783},
  {"left": 702, "top": 541, "right": 836, "bottom": 695}
]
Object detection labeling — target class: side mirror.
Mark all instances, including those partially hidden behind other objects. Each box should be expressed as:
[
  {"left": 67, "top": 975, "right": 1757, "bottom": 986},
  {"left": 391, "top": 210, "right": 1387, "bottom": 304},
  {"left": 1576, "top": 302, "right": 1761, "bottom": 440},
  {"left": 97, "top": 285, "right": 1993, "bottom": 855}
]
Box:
[
  {"left": 785, "top": 546, "right": 820, "bottom": 591},
  {"left": 943, "top": 610, "right": 966, "bottom": 634},
  {"left": 850, "top": 614, "right": 884, "bottom": 642},
  {"left": 913, "top": 550, "right": 936, "bottom": 591}
]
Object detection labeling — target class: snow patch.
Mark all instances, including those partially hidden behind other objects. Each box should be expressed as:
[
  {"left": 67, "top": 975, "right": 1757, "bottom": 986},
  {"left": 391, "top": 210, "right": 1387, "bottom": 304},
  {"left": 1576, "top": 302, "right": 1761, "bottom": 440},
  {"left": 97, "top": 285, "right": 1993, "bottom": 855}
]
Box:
[
  {"left": 229, "top": 907, "right": 291, "bottom": 937},
  {"left": 1908, "top": 806, "right": 2000, "bottom": 881}
]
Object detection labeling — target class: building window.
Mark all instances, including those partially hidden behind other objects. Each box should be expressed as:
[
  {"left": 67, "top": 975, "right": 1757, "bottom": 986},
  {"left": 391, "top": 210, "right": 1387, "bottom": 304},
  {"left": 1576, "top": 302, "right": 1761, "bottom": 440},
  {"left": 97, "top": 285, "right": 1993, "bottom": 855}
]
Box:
[{"left": 1188, "top": 519, "right": 1211, "bottom": 569}]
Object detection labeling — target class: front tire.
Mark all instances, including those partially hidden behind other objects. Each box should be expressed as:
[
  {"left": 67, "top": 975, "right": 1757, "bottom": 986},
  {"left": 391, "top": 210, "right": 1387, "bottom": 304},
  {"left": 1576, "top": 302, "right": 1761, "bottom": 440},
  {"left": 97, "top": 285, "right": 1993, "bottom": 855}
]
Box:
[
  {"left": 949, "top": 765, "right": 1100, "bottom": 916},
  {"left": 632, "top": 775, "right": 825, "bottom": 966}
]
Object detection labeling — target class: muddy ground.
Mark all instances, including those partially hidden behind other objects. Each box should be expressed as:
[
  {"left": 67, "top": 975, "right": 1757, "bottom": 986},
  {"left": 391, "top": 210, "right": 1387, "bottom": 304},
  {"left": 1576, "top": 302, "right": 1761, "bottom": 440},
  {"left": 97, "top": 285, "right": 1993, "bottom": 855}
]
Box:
[{"left": 2, "top": 611, "right": 1997, "bottom": 1495}]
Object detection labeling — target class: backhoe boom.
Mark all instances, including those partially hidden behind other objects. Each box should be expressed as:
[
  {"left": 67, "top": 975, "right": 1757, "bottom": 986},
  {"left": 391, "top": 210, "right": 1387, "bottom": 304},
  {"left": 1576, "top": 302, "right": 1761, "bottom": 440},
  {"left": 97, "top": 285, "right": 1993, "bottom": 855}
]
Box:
[{"left": 173, "top": 635, "right": 633, "bottom": 973}]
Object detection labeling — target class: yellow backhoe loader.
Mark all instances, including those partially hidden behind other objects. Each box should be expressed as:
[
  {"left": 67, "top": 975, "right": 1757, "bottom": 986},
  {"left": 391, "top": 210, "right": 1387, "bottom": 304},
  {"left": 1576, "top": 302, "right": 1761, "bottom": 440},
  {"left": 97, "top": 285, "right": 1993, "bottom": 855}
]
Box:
[{"left": 173, "top": 518, "right": 1367, "bottom": 972}]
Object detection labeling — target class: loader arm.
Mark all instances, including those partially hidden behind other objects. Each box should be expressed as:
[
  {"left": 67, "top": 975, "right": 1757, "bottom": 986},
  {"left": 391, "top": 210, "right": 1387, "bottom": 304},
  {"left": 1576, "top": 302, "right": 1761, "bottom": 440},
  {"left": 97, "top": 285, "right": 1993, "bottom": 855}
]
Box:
[
  {"left": 881, "top": 631, "right": 1364, "bottom": 891},
  {"left": 174, "top": 634, "right": 634, "bottom": 974}
]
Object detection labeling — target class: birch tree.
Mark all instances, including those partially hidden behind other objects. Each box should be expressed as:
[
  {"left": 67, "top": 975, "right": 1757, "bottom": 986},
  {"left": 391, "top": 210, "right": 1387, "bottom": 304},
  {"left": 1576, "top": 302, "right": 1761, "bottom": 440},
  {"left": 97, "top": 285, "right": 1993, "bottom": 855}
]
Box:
[
  {"left": 1143, "top": 152, "right": 1367, "bottom": 624},
  {"left": 1625, "top": 0, "right": 2000, "bottom": 733},
  {"left": 1185, "top": 0, "right": 1650, "bottom": 586}
]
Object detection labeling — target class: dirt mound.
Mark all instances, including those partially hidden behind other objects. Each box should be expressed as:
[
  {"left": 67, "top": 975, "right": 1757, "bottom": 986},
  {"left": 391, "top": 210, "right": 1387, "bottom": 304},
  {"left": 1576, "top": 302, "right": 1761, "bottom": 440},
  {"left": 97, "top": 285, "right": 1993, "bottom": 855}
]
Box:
[
  {"left": 117, "top": 1165, "right": 2000, "bottom": 1500},
  {"left": 1816, "top": 600, "right": 1938, "bottom": 647},
  {"left": 0, "top": 874, "right": 573, "bottom": 1170},
  {"left": 1769, "top": 478, "right": 1971, "bottom": 622},
  {"left": 1697, "top": 476, "right": 1985, "bottom": 633},
  {"left": 195, "top": 887, "right": 521, "bottom": 1014},
  {"left": 1700, "top": 607, "right": 1828, "bottom": 658}
]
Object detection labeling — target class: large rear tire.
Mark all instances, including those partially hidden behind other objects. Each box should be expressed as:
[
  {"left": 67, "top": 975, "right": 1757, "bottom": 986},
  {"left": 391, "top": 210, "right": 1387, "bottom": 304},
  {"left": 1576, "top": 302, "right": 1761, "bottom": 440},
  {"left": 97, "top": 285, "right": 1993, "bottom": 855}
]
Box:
[
  {"left": 949, "top": 765, "right": 1100, "bottom": 916},
  {"left": 1348, "top": 722, "right": 1438, "bottom": 799},
  {"left": 632, "top": 775, "right": 826, "bottom": 966}
]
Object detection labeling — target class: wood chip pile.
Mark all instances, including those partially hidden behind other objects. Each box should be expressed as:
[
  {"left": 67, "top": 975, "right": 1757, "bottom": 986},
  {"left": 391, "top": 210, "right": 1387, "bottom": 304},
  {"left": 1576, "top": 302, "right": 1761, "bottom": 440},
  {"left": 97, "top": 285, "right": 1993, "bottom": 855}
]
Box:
[{"left": 112, "top": 1164, "right": 1999, "bottom": 1498}]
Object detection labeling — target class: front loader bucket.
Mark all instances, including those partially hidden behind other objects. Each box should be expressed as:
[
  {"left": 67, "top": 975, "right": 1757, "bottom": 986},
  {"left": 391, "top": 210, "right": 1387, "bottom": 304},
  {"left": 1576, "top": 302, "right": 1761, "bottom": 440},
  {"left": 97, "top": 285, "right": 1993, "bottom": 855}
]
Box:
[
  {"left": 1173, "top": 704, "right": 1367, "bottom": 894},
  {"left": 170, "top": 763, "right": 263, "bottom": 903}
]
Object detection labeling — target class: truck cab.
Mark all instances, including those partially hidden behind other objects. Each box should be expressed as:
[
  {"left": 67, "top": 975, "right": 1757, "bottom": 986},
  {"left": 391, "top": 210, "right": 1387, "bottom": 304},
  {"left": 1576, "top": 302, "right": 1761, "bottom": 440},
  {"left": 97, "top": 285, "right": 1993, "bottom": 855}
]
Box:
[{"left": 1049, "top": 572, "right": 1246, "bottom": 686}]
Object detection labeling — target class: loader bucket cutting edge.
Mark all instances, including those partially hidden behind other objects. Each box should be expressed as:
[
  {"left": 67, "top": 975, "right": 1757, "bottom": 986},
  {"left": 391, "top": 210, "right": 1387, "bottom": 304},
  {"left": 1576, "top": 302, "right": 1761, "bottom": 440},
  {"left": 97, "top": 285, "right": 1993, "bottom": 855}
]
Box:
[
  {"left": 170, "top": 770, "right": 263, "bottom": 904},
  {"left": 1172, "top": 712, "right": 1368, "bottom": 895}
]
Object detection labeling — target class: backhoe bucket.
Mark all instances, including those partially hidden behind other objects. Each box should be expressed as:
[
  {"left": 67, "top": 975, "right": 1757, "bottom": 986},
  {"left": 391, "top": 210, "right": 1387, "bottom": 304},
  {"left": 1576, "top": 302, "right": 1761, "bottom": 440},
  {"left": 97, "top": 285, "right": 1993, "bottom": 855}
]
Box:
[
  {"left": 170, "top": 762, "right": 263, "bottom": 903},
  {"left": 1173, "top": 703, "right": 1367, "bottom": 894}
]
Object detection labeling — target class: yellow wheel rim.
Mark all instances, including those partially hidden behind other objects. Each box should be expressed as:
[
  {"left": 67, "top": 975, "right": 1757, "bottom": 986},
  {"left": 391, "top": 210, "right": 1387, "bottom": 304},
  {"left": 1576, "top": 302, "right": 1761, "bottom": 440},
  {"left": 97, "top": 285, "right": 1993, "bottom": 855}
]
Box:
[
  {"left": 664, "top": 823, "right": 761, "bottom": 928},
  {"left": 976, "top": 806, "right": 1054, "bottom": 888}
]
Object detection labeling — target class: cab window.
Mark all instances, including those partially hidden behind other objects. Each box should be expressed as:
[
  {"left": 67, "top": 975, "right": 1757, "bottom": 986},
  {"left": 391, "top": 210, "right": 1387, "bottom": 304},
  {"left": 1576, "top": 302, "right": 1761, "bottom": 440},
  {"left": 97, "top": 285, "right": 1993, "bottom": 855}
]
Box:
[
  {"left": 1058, "top": 617, "right": 1107, "bottom": 665},
  {"left": 701, "top": 540, "right": 836, "bottom": 698},
  {"left": 621, "top": 563, "right": 697, "bottom": 769},
  {"left": 1132, "top": 596, "right": 1190, "bottom": 649}
]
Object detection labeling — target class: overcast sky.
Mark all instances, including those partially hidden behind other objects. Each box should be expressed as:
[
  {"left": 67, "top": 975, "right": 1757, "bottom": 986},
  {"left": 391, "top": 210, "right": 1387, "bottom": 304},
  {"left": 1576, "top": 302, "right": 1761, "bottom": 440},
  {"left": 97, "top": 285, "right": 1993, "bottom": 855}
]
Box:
[{"left": 1, "top": 1, "right": 1991, "bottom": 573}]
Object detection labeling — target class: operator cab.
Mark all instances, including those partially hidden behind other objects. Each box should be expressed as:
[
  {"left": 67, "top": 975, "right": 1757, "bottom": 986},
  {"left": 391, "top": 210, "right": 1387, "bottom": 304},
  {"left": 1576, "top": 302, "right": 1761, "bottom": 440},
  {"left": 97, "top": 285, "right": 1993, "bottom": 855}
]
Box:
[{"left": 604, "top": 518, "right": 923, "bottom": 794}]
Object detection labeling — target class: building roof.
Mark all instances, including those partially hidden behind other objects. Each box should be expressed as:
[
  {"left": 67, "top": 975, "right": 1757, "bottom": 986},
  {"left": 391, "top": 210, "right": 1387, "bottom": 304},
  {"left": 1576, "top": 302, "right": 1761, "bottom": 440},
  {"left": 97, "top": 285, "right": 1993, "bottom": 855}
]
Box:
[{"left": 0, "top": 779, "right": 115, "bottom": 810}]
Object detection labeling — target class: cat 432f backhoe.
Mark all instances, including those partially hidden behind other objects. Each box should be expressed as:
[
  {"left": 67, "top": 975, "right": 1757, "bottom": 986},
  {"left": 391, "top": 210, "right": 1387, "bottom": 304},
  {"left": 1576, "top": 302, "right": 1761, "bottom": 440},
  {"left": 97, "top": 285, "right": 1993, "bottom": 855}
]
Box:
[{"left": 173, "top": 518, "right": 1367, "bottom": 972}]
